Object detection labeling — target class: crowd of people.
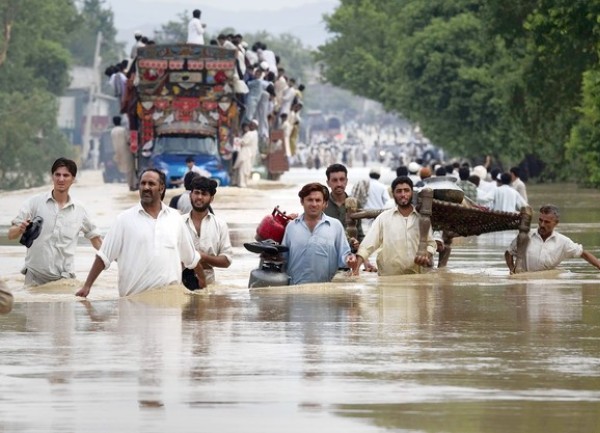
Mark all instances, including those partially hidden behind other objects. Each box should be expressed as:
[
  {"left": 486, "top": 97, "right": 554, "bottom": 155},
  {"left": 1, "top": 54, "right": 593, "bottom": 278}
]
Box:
[{"left": 4, "top": 154, "right": 600, "bottom": 303}]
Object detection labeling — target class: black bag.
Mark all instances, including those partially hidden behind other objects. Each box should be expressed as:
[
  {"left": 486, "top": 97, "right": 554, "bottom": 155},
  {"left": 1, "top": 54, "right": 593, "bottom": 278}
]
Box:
[
  {"left": 20, "top": 216, "right": 44, "bottom": 248},
  {"left": 181, "top": 268, "right": 200, "bottom": 291}
]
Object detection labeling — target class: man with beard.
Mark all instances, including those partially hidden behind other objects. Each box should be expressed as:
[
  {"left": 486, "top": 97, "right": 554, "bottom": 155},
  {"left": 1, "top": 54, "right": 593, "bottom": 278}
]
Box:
[
  {"left": 324, "top": 164, "right": 375, "bottom": 271},
  {"left": 282, "top": 183, "right": 357, "bottom": 285},
  {"left": 76, "top": 169, "right": 206, "bottom": 297},
  {"left": 354, "top": 176, "right": 436, "bottom": 275},
  {"left": 183, "top": 177, "right": 233, "bottom": 285},
  {"left": 504, "top": 204, "right": 600, "bottom": 274}
]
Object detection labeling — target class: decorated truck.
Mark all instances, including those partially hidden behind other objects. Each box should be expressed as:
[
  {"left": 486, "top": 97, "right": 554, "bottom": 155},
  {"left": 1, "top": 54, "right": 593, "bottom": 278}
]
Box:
[
  {"left": 131, "top": 44, "right": 240, "bottom": 187},
  {"left": 130, "top": 43, "right": 290, "bottom": 187}
]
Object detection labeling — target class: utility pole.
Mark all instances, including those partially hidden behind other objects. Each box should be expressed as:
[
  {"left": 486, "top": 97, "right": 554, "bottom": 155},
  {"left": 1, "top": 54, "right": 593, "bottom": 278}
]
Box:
[{"left": 82, "top": 31, "right": 102, "bottom": 167}]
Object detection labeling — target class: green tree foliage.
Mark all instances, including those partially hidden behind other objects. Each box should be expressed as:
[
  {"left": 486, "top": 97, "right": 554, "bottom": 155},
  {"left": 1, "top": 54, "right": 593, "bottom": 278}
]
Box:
[
  {"left": 567, "top": 70, "right": 600, "bottom": 186},
  {"left": 318, "top": 0, "right": 600, "bottom": 182},
  {"left": 154, "top": 11, "right": 189, "bottom": 44},
  {"left": 0, "top": 0, "right": 121, "bottom": 189},
  {"left": 68, "top": 0, "right": 125, "bottom": 66}
]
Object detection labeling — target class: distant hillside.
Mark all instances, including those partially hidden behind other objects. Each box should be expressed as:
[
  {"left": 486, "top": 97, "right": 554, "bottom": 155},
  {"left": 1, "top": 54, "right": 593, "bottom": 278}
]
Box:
[{"left": 112, "top": 1, "right": 337, "bottom": 50}]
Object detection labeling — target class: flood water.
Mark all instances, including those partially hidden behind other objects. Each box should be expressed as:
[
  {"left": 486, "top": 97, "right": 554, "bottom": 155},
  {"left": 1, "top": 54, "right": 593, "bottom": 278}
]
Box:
[{"left": 1, "top": 167, "right": 600, "bottom": 433}]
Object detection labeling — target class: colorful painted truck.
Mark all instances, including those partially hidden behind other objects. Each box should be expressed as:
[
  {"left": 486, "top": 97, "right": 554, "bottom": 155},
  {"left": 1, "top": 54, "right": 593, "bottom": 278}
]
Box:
[
  {"left": 131, "top": 44, "right": 240, "bottom": 187},
  {"left": 130, "top": 43, "right": 289, "bottom": 187}
]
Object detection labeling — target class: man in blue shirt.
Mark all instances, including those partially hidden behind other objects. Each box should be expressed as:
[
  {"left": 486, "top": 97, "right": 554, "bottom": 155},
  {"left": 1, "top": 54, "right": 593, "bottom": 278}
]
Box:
[{"left": 282, "top": 183, "right": 357, "bottom": 285}]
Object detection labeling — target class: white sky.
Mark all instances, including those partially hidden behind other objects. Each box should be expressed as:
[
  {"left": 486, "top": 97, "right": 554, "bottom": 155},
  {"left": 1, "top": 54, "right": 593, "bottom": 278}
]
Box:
[{"left": 116, "top": 0, "right": 325, "bottom": 12}]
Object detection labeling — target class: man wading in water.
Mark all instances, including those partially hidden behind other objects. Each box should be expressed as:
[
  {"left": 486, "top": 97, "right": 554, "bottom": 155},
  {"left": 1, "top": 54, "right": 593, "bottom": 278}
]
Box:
[{"left": 76, "top": 169, "right": 206, "bottom": 298}]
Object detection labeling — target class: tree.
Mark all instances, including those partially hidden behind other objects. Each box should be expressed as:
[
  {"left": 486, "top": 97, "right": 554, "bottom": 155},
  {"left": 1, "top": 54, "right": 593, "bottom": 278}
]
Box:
[
  {"left": 0, "top": 0, "right": 77, "bottom": 190},
  {"left": 154, "top": 11, "right": 189, "bottom": 44},
  {"left": 68, "top": 0, "right": 124, "bottom": 67},
  {"left": 318, "top": 0, "right": 600, "bottom": 181}
]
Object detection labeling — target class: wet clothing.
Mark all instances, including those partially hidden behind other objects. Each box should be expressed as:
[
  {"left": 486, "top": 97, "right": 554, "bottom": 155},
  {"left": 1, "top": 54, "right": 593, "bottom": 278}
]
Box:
[
  {"left": 13, "top": 191, "right": 100, "bottom": 286},
  {"left": 357, "top": 207, "right": 436, "bottom": 276},
  {"left": 282, "top": 214, "right": 351, "bottom": 285},
  {"left": 324, "top": 194, "right": 365, "bottom": 244},
  {"left": 508, "top": 230, "right": 583, "bottom": 272},
  {"left": 492, "top": 185, "right": 527, "bottom": 212},
  {"left": 97, "top": 203, "right": 200, "bottom": 296},
  {"left": 183, "top": 212, "right": 233, "bottom": 285}
]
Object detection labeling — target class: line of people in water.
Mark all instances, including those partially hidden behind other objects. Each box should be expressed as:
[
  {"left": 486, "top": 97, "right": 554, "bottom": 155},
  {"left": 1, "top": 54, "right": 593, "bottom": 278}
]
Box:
[{"left": 5, "top": 157, "right": 600, "bottom": 300}]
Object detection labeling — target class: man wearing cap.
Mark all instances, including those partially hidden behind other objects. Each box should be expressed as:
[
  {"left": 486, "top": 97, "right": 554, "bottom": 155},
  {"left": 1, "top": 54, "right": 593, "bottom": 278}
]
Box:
[
  {"left": 472, "top": 165, "right": 495, "bottom": 208},
  {"left": 183, "top": 177, "right": 233, "bottom": 285},
  {"left": 407, "top": 161, "right": 421, "bottom": 185},
  {"left": 9, "top": 158, "right": 102, "bottom": 287},
  {"left": 187, "top": 9, "right": 206, "bottom": 45},
  {"left": 505, "top": 204, "right": 600, "bottom": 274}
]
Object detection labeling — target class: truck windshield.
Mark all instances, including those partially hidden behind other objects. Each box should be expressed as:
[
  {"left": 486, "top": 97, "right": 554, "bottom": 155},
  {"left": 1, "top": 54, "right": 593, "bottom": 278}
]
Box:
[{"left": 153, "top": 136, "right": 218, "bottom": 156}]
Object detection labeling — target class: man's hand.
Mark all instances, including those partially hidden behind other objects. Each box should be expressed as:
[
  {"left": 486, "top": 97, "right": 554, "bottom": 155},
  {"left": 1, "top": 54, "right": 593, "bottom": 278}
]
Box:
[
  {"left": 75, "top": 285, "right": 91, "bottom": 298},
  {"left": 414, "top": 253, "right": 433, "bottom": 267},
  {"left": 363, "top": 261, "right": 377, "bottom": 272},
  {"left": 435, "top": 240, "right": 444, "bottom": 253},
  {"left": 346, "top": 253, "right": 357, "bottom": 272},
  {"left": 349, "top": 237, "right": 360, "bottom": 251}
]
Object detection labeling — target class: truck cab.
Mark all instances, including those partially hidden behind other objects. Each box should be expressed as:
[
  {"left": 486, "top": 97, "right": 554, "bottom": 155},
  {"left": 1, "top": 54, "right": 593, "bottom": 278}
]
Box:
[{"left": 151, "top": 135, "right": 230, "bottom": 187}]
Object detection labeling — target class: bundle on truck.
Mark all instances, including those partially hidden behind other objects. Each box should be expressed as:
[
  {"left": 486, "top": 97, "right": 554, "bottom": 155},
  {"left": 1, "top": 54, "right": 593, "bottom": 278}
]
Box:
[{"left": 131, "top": 44, "right": 239, "bottom": 187}]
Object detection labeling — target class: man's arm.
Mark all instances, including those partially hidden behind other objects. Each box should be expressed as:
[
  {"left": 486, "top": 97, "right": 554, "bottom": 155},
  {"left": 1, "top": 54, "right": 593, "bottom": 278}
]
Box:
[
  {"left": 8, "top": 221, "right": 29, "bottom": 240},
  {"left": 75, "top": 256, "right": 106, "bottom": 298},
  {"left": 199, "top": 252, "right": 230, "bottom": 269},
  {"left": 90, "top": 236, "right": 102, "bottom": 250},
  {"left": 504, "top": 250, "right": 516, "bottom": 274},
  {"left": 581, "top": 250, "right": 600, "bottom": 270}
]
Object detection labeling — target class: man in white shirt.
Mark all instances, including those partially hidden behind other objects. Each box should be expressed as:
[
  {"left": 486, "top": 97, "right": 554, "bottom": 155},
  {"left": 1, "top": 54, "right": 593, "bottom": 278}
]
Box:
[
  {"left": 187, "top": 9, "right": 206, "bottom": 45},
  {"left": 76, "top": 169, "right": 206, "bottom": 298},
  {"left": 510, "top": 166, "right": 528, "bottom": 202},
  {"left": 505, "top": 204, "right": 600, "bottom": 273},
  {"left": 355, "top": 176, "right": 436, "bottom": 275},
  {"left": 492, "top": 172, "right": 528, "bottom": 212},
  {"left": 183, "top": 177, "right": 233, "bottom": 285},
  {"left": 9, "top": 158, "right": 102, "bottom": 287},
  {"left": 233, "top": 120, "right": 258, "bottom": 187}
]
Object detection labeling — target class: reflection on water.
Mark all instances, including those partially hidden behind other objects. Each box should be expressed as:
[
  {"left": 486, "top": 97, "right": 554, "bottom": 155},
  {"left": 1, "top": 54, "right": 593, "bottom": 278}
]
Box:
[{"left": 1, "top": 177, "right": 600, "bottom": 432}]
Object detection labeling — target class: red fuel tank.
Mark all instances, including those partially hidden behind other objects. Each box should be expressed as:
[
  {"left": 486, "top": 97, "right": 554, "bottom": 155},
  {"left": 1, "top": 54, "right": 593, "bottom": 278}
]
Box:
[{"left": 255, "top": 206, "right": 292, "bottom": 243}]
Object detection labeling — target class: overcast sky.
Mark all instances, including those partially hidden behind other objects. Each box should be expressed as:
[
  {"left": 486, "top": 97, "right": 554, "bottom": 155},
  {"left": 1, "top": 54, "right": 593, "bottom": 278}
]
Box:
[
  {"left": 105, "top": 0, "right": 326, "bottom": 13},
  {"left": 104, "top": 0, "right": 337, "bottom": 48}
]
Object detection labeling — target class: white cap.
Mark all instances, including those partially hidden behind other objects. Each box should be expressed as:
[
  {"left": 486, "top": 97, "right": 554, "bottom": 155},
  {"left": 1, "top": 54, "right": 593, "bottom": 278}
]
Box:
[
  {"left": 134, "top": 30, "right": 142, "bottom": 36},
  {"left": 472, "top": 165, "right": 488, "bottom": 181},
  {"left": 370, "top": 167, "right": 381, "bottom": 176},
  {"left": 259, "top": 61, "right": 269, "bottom": 71},
  {"left": 408, "top": 161, "right": 421, "bottom": 173}
]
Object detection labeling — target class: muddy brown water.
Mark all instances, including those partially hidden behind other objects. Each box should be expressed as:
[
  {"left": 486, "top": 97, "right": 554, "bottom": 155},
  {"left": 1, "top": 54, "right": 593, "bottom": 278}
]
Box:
[{"left": 1, "top": 168, "right": 599, "bottom": 433}]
